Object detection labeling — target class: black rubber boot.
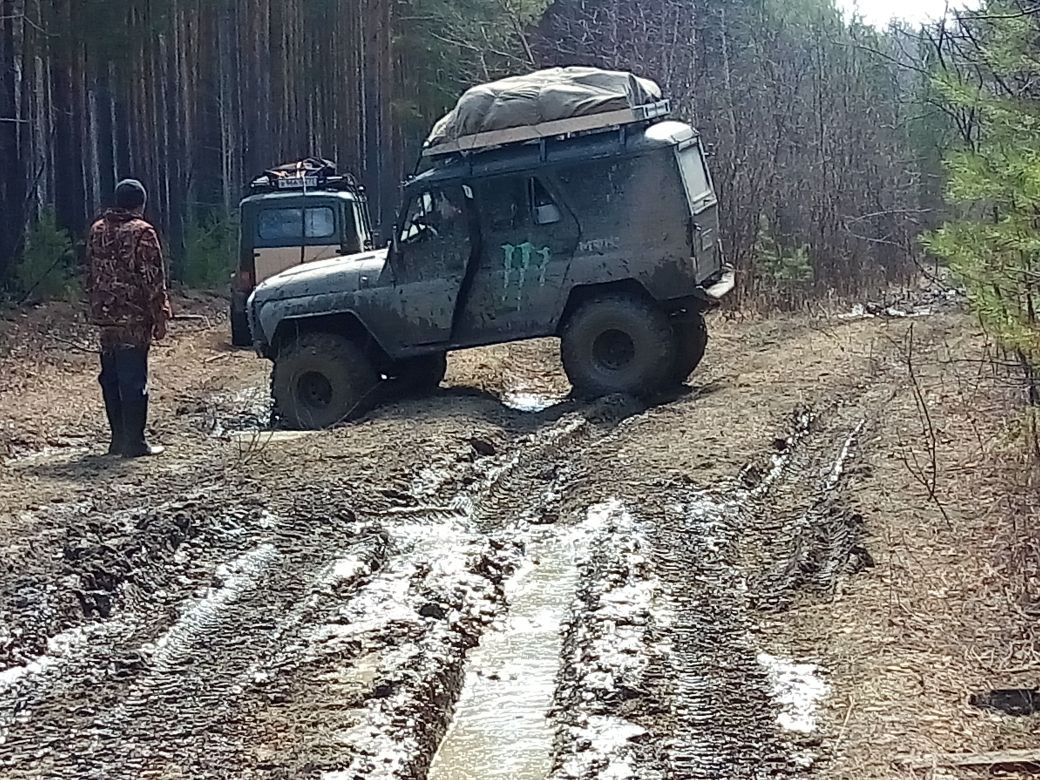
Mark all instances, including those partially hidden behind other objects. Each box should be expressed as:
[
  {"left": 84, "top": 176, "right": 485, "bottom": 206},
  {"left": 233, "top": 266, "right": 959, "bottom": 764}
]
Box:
[
  {"left": 121, "top": 395, "right": 165, "bottom": 458},
  {"left": 101, "top": 386, "right": 124, "bottom": 456}
]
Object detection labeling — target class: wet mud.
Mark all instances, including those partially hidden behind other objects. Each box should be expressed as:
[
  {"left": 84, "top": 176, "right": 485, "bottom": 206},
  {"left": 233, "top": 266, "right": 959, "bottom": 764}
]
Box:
[{"left": 0, "top": 309, "right": 960, "bottom": 780}]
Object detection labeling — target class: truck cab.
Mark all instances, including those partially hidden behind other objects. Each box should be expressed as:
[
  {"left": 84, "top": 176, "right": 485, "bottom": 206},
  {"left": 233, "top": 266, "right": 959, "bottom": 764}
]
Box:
[{"left": 229, "top": 159, "right": 374, "bottom": 346}]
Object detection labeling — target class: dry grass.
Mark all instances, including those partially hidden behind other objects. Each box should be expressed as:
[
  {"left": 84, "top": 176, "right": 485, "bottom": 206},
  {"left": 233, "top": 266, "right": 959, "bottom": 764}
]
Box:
[{"left": 767, "top": 318, "right": 1040, "bottom": 779}]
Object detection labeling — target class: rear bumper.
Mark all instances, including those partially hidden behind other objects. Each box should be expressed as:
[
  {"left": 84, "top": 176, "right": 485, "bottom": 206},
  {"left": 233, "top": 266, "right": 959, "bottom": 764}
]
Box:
[
  {"left": 703, "top": 267, "right": 735, "bottom": 300},
  {"left": 692, "top": 266, "right": 735, "bottom": 308}
]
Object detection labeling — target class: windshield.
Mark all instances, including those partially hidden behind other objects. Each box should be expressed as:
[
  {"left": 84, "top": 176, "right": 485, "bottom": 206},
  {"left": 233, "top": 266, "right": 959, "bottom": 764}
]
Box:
[{"left": 257, "top": 207, "right": 337, "bottom": 242}]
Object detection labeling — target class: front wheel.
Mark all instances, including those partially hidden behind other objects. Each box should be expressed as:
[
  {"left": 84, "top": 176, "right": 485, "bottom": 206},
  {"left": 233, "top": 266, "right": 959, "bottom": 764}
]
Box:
[
  {"left": 271, "top": 332, "right": 379, "bottom": 430},
  {"left": 561, "top": 294, "right": 676, "bottom": 398}
]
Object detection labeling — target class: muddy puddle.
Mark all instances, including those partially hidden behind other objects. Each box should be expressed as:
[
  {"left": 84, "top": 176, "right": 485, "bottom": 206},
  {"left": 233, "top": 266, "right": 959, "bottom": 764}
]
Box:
[
  {"left": 203, "top": 386, "right": 272, "bottom": 437},
  {"left": 227, "top": 429, "right": 313, "bottom": 445},
  {"left": 501, "top": 390, "right": 566, "bottom": 413},
  {"left": 428, "top": 532, "right": 580, "bottom": 780}
]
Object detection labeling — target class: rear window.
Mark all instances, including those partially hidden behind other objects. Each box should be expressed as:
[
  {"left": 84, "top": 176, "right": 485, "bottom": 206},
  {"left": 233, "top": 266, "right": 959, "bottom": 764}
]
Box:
[
  {"left": 257, "top": 207, "right": 336, "bottom": 241},
  {"left": 677, "top": 146, "right": 715, "bottom": 212}
]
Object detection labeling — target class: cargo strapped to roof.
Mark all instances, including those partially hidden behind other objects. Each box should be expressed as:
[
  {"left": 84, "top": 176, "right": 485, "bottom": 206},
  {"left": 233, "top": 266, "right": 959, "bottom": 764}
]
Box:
[
  {"left": 422, "top": 100, "right": 672, "bottom": 158},
  {"left": 422, "top": 67, "right": 668, "bottom": 159},
  {"left": 247, "top": 157, "right": 366, "bottom": 197}
]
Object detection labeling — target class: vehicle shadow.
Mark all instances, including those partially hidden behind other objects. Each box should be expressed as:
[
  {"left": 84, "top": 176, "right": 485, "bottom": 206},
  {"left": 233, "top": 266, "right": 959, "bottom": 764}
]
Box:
[
  {"left": 339, "top": 384, "right": 578, "bottom": 435},
  {"left": 365, "top": 377, "right": 726, "bottom": 434}
]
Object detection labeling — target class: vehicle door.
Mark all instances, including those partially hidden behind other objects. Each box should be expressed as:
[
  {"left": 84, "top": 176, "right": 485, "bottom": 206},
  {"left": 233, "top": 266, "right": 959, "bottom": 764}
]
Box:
[
  {"left": 253, "top": 203, "right": 342, "bottom": 284},
  {"left": 454, "top": 174, "right": 579, "bottom": 342},
  {"left": 675, "top": 140, "right": 722, "bottom": 277},
  {"left": 384, "top": 184, "right": 475, "bottom": 348}
]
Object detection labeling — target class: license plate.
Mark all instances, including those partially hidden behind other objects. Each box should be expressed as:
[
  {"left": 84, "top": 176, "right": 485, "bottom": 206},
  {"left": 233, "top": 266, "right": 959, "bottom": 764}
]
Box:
[{"left": 276, "top": 175, "right": 318, "bottom": 190}]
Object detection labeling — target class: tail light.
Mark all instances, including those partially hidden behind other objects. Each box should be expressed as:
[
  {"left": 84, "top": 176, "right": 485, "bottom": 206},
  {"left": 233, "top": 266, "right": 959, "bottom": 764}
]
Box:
[{"left": 237, "top": 270, "right": 255, "bottom": 291}]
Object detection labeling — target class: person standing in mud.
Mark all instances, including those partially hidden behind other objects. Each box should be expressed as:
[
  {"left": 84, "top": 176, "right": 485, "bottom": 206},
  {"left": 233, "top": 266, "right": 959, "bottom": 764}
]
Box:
[{"left": 86, "top": 179, "right": 171, "bottom": 458}]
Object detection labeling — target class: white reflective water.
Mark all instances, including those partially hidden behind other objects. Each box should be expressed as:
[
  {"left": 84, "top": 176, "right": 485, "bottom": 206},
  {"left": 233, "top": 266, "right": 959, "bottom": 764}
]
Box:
[{"left": 427, "top": 534, "right": 579, "bottom": 780}]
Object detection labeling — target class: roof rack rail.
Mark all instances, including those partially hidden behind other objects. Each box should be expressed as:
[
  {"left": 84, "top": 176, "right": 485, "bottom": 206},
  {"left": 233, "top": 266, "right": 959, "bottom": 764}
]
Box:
[
  {"left": 421, "top": 100, "right": 672, "bottom": 159},
  {"left": 247, "top": 157, "right": 367, "bottom": 198}
]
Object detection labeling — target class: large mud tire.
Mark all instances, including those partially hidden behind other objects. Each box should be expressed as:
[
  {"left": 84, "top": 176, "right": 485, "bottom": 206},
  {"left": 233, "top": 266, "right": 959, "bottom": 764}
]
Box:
[
  {"left": 561, "top": 294, "right": 676, "bottom": 398},
  {"left": 392, "top": 352, "right": 448, "bottom": 394},
  {"left": 272, "top": 332, "right": 379, "bottom": 430},
  {"left": 673, "top": 313, "right": 708, "bottom": 383},
  {"left": 230, "top": 301, "right": 251, "bottom": 348}
]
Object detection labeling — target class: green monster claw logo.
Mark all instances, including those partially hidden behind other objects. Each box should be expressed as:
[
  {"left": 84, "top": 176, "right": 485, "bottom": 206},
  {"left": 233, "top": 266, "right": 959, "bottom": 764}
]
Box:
[{"left": 501, "top": 242, "right": 552, "bottom": 306}]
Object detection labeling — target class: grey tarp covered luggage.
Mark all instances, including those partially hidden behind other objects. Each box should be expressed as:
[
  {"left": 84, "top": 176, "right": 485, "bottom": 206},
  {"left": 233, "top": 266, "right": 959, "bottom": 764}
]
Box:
[{"left": 424, "top": 67, "right": 664, "bottom": 155}]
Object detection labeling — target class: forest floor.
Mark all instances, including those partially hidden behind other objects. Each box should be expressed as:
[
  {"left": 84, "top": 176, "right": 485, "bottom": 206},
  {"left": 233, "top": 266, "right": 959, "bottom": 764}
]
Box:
[{"left": 0, "top": 292, "right": 1036, "bottom": 780}]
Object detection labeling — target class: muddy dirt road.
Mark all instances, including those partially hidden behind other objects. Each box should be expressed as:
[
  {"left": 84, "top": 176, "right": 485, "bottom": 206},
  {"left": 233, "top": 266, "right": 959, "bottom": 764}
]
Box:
[{"left": 0, "top": 297, "right": 1036, "bottom": 779}]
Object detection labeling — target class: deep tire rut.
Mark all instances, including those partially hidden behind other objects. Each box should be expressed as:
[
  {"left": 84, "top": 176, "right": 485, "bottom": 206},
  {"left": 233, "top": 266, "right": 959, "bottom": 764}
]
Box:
[{"left": 2, "top": 370, "right": 886, "bottom": 780}]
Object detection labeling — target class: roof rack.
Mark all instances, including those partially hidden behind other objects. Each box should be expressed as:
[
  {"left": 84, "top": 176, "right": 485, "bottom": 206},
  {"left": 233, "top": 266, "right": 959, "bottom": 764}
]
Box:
[
  {"left": 421, "top": 100, "right": 672, "bottom": 159},
  {"left": 247, "top": 157, "right": 366, "bottom": 198}
]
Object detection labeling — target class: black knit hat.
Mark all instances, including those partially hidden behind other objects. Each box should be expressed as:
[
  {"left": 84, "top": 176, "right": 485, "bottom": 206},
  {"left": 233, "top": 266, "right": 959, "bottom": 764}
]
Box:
[{"left": 115, "top": 179, "right": 147, "bottom": 210}]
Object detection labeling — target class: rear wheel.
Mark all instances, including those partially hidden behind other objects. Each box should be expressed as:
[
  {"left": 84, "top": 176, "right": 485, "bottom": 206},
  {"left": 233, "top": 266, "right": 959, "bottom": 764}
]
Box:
[
  {"left": 561, "top": 294, "right": 676, "bottom": 398},
  {"left": 272, "top": 332, "right": 379, "bottom": 430},
  {"left": 673, "top": 313, "right": 708, "bottom": 383},
  {"left": 391, "top": 352, "right": 447, "bottom": 394}
]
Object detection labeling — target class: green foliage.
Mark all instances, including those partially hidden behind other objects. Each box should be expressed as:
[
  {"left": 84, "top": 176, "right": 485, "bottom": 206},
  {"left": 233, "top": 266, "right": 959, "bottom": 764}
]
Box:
[
  {"left": 181, "top": 212, "right": 238, "bottom": 289},
  {"left": 765, "top": 0, "right": 842, "bottom": 27},
  {"left": 922, "top": 6, "right": 1040, "bottom": 362},
  {"left": 14, "top": 210, "right": 78, "bottom": 301},
  {"left": 395, "top": 0, "right": 551, "bottom": 140},
  {"left": 755, "top": 215, "right": 815, "bottom": 287}
]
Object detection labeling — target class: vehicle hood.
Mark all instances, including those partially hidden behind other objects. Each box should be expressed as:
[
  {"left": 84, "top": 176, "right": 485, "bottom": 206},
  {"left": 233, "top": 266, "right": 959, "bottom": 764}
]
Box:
[{"left": 251, "top": 248, "right": 388, "bottom": 302}]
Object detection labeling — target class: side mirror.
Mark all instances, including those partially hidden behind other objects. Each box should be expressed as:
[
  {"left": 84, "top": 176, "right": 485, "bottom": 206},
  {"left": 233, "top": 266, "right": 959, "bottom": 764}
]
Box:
[{"left": 534, "top": 203, "right": 562, "bottom": 226}]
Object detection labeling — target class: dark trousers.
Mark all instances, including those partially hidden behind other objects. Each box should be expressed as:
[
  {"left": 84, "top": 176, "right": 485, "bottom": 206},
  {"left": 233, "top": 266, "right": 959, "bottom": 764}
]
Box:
[
  {"left": 99, "top": 346, "right": 150, "bottom": 449},
  {"left": 99, "top": 346, "right": 149, "bottom": 402}
]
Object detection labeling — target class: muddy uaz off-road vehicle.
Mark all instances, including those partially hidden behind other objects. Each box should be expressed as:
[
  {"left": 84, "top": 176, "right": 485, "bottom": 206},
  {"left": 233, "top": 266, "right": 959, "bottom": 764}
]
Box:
[{"left": 248, "top": 68, "right": 735, "bottom": 430}]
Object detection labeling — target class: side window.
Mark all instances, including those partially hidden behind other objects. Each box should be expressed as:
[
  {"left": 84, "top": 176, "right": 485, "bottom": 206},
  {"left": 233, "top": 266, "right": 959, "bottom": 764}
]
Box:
[
  {"left": 677, "top": 146, "right": 715, "bottom": 212},
  {"left": 257, "top": 207, "right": 336, "bottom": 242},
  {"left": 399, "top": 192, "right": 434, "bottom": 244},
  {"left": 399, "top": 188, "right": 470, "bottom": 246},
  {"left": 395, "top": 185, "right": 473, "bottom": 282},
  {"left": 529, "top": 178, "right": 562, "bottom": 226}
]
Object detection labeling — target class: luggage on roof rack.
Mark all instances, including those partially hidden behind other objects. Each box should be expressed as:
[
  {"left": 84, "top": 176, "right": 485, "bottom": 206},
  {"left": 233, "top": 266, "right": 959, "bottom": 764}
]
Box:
[
  {"left": 247, "top": 157, "right": 365, "bottom": 197},
  {"left": 422, "top": 67, "right": 668, "bottom": 159}
]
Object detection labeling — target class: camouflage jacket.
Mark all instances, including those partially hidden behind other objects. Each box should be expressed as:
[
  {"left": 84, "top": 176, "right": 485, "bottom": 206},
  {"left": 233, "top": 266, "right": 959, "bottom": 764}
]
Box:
[{"left": 86, "top": 209, "right": 172, "bottom": 349}]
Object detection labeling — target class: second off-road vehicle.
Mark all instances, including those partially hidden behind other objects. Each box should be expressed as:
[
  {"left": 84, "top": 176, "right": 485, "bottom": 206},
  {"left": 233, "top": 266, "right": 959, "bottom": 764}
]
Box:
[
  {"left": 248, "top": 68, "right": 734, "bottom": 429},
  {"left": 229, "top": 159, "right": 374, "bottom": 346}
]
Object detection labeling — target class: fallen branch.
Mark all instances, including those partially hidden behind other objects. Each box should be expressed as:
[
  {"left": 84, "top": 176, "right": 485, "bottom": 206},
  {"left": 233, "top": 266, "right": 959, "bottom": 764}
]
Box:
[
  {"left": 896, "top": 749, "right": 1040, "bottom": 771},
  {"left": 46, "top": 334, "right": 100, "bottom": 355},
  {"left": 896, "top": 323, "right": 953, "bottom": 527}
]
